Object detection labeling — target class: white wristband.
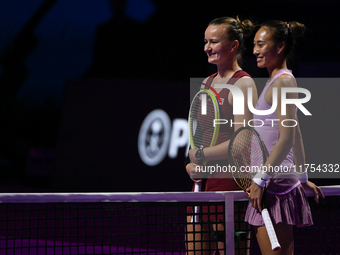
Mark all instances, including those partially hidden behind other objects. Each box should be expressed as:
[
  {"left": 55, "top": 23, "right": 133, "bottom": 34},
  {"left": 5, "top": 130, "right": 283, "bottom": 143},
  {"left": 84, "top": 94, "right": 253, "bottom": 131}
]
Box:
[
  {"left": 296, "top": 171, "right": 308, "bottom": 183},
  {"left": 253, "top": 171, "right": 271, "bottom": 187}
]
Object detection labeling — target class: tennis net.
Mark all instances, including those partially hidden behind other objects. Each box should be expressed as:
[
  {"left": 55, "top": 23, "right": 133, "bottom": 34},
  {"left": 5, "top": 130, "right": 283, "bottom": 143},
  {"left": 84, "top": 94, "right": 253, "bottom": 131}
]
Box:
[{"left": 0, "top": 186, "right": 339, "bottom": 255}]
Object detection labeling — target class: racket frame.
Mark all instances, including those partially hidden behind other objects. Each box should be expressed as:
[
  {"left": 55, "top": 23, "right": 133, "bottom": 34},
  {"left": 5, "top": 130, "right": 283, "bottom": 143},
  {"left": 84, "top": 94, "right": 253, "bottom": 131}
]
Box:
[
  {"left": 188, "top": 88, "right": 220, "bottom": 149},
  {"left": 188, "top": 88, "right": 221, "bottom": 223},
  {"left": 228, "top": 126, "right": 267, "bottom": 192}
]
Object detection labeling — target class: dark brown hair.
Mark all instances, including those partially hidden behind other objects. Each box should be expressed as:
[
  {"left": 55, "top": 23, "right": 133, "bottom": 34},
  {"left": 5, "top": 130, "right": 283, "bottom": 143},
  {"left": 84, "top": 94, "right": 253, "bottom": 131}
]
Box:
[
  {"left": 261, "top": 20, "right": 305, "bottom": 58},
  {"left": 208, "top": 16, "right": 255, "bottom": 65}
]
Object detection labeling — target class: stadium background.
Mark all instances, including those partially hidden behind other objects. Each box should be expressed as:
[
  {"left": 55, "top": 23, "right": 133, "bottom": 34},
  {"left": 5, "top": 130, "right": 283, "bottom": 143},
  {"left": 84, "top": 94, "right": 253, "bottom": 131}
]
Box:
[{"left": 0, "top": 0, "right": 339, "bottom": 192}]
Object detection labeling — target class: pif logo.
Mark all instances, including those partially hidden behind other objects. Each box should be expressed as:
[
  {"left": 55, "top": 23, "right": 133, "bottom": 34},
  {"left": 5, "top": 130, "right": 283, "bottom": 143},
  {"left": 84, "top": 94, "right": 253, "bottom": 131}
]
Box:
[
  {"left": 201, "top": 84, "right": 311, "bottom": 116},
  {"left": 138, "top": 109, "right": 189, "bottom": 166}
]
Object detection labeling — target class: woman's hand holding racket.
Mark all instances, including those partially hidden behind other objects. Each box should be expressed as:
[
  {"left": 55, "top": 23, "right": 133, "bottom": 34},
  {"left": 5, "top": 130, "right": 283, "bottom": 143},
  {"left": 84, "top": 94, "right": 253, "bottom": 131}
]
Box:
[
  {"left": 246, "top": 182, "right": 265, "bottom": 211},
  {"left": 186, "top": 161, "right": 203, "bottom": 183}
]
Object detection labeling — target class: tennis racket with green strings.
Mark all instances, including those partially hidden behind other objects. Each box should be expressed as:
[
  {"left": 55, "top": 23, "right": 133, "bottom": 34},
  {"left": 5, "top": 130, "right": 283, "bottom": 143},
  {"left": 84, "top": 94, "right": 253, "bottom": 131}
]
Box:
[{"left": 188, "top": 88, "right": 220, "bottom": 223}]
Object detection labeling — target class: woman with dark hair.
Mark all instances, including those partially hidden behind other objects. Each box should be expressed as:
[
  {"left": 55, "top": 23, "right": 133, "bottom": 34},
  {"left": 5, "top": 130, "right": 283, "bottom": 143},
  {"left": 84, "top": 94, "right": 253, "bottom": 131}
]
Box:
[
  {"left": 185, "top": 16, "right": 257, "bottom": 255},
  {"left": 246, "top": 20, "right": 324, "bottom": 255}
]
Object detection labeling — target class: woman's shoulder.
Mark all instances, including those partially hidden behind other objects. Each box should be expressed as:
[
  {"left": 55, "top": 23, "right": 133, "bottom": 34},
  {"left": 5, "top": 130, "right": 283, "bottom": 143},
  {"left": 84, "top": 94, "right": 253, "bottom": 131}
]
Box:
[
  {"left": 233, "top": 70, "right": 251, "bottom": 78},
  {"left": 272, "top": 74, "right": 296, "bottom": 88},
  {"left": 274, "top": 69, "right": 295, "bottom": 79},
  {"left": 271, "top": 69, "right": 296, "bottom": 88},
  {"left": 234, "top": 75, "right": 256, "bottom": 90}
]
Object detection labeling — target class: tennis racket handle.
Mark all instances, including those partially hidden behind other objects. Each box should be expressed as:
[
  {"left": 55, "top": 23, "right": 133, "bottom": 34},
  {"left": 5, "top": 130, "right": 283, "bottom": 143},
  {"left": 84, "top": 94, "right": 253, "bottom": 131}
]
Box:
[
  {"left": 261, "top": 209, "right": 281, "bottom": 251},
  {"left": 191, "top": 182, "right": 202, "bottom": 223},
  {"left": 194, "top": 182, "right": 201, "bottom": 192}
]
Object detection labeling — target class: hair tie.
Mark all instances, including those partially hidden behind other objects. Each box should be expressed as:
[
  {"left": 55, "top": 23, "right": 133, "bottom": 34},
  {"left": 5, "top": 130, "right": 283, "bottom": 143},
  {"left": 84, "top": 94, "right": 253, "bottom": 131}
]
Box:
[{"left": 287, "top": 23, "right": 290, "bottom": 29}]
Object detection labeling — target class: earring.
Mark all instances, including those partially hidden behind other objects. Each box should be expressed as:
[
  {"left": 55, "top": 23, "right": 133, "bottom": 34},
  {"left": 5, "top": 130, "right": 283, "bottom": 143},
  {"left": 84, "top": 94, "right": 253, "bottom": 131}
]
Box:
[{"left": 278, "top": 51, "right": 281, "bottom": 54}]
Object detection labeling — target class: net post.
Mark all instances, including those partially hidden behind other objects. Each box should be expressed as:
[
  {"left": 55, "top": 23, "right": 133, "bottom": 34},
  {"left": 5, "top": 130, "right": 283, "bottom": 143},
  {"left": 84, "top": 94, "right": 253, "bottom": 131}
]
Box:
[{"left": 224, "top": 191, "right": 235, "bottom": 255}]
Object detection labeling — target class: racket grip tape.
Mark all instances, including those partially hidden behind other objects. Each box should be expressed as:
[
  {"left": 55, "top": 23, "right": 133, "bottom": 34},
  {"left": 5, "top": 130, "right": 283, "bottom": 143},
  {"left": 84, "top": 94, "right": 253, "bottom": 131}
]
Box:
[
  {"left": 261, "top": 209, "right": 281, "bottom": 251},
  {"left": 191, "top": 182, "right": 202, "bottom": 223},
  {"left": 193, "top": 182, "right": 201, "bottom": 192}
]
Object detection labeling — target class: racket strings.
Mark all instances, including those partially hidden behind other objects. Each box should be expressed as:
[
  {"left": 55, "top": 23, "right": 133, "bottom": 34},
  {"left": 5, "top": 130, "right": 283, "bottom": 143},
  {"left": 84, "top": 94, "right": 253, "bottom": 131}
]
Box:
[
  {"left": 229, "top": 128, "right": 266, "bottom": 190},
  {"left": 189, "top": 93, "right": 216, "bottom": 148}
]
